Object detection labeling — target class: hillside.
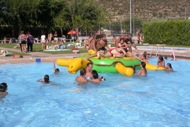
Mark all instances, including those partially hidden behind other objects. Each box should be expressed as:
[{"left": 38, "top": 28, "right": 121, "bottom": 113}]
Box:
[{"left": 96, "top": 0, "right": 190, "bottom": 21}]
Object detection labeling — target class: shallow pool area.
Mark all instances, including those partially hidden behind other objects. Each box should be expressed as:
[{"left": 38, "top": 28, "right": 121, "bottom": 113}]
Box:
[{"left": 0, "top": 58, "right": 190, "bottom": 127}]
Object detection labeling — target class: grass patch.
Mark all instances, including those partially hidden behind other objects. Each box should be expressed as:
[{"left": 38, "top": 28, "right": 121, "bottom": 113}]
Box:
[
  {"left": 0, "top": 43, "right": 88, "bottom": 54},
  {"left": 0, "top": 43, "right": 16, "bottom": 48}
]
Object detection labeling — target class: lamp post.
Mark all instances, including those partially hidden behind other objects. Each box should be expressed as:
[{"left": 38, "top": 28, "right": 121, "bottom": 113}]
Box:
[
  {"left": 120, "top": 19, "right": 123, "bottom": 34},
  {"left": 185, "top": 7, "right": 187, "bottom": 19},
  {"left": 130, "top": 0, "right": 132, "bottom": 34}
]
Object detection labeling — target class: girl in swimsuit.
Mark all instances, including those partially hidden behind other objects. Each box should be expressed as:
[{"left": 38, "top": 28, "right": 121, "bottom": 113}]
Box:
[
  {"left": 165, "top": 63, "right": 173, "bottom": 72},
  {"left": 99, "top": 48, "right": 127, "bottom": 58},
  {"left": 137, "top": 62, "right": 147, "bottom": 76},
  {"left": 117, "top": 38, "right": 128, "bottom": 48},
  {"left": 157, "top": 55, "right": 165, "bottom": 68}
]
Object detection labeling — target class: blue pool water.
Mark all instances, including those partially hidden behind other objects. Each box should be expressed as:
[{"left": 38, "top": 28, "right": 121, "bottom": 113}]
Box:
[{"left": 0, "top": 58, "right": 190, "bottom": 127}]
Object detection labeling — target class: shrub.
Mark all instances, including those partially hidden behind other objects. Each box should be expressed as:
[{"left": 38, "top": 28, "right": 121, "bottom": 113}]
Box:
[{"left": 143, "top": 20, "right": 190, "bottom": 46}]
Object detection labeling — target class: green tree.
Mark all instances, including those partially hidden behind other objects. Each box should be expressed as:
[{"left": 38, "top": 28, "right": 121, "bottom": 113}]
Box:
[
  {"left": 66, "top": 0, "right": 107, "bottom": 33},
  {"left": 0, "top": 0, "right": 8, "bottom": 25},
  {"left": 1, "top": 0, "right": 107, "bottom": 37},
  {"left": 4, "top": 0, "right": 41, "bottom": 32},
  {"left": 36, "top": 0, "right": 67, "bottom": 32}
]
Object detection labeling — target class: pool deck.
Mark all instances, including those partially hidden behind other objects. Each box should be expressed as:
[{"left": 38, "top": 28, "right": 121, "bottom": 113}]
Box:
[
  {"left": 0, "top": 45, "right": 190, "bottom": 64},
  {"left": 0, "top": 47, "right": 83, "bottom": 64}
]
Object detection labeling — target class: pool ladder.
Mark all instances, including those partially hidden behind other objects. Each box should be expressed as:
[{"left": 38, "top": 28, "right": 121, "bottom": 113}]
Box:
[{"left": 153, "top": 44, "right": 165, "bottom": 56}]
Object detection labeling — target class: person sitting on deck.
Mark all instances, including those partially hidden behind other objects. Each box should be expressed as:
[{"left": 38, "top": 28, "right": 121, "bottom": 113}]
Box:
[
  {"left": 12, "top": 54, "right": 23, "bottom": 58},
  {"left": 53, "top": 40, "right": 66, "bottom": 50}
]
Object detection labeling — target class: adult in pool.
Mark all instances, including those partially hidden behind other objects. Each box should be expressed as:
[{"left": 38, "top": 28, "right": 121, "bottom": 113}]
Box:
[
  {"left": 85, "top": 62, "right": 93, "bottom": 79},
  {"left": 76, "top": 68, "right": 88, "bottom": 84},
  {"left": 12, "top": 54, "right": 23, "bottom": 58}
]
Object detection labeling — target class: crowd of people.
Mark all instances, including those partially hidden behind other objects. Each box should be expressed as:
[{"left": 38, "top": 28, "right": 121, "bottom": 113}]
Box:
[
  {"left": 15, "top": 31, "right": 66, "bottom": 52},
  {"left": 36, "top": 33, "right": 174, "bottom": 85},
  {"left": 85, "top": 34, "right": 173, "bottom": 74}
]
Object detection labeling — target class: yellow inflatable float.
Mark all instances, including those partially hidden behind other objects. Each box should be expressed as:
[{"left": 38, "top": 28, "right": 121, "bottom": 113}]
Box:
[
  {"left": 56, "top": 58, "right": 89, "bottom": 74},
  {"left": 56, "top": 57, "right": 135, "bottom": 76},
  {"left": 146, "top": 63, "right": 165, "bottom": 70},
  {"left": 56, "top": 50, "right": 165, "bottom": 76},
  {"left": 115, "top": 63, "right": 134, "bottom": 76}
]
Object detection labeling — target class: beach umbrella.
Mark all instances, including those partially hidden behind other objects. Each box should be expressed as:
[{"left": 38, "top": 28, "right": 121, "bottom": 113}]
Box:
[{"left": 67, "top": 30, "right": 79, "bottom": 35}]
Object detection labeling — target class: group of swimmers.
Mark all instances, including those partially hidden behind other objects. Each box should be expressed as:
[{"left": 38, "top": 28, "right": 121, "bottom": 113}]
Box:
[
  {"left": 37, "top": 62, "right": 60, "bottom": 83},
  {"left": 76, "top": 62, "right": 105, "bottom": 84},
  {"left": 0, "top": 55, "right": 174, "bottom": 99},
  {"left": 37, "top": 62, "right": 105, "bottom": 85},
  {"left": 139, "top": 51, "right": 173, "bottom": 71},
  {"left": 157, "top": 55, "right": 173, "bottom": 71},
  {"left": 36, "top": 33, "right": 173, "bottom": 84}
]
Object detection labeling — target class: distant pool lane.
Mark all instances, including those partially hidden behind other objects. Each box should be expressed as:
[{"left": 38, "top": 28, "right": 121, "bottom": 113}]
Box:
[{"left": 0, "top": 58, "right": 190, "bottom": 127}]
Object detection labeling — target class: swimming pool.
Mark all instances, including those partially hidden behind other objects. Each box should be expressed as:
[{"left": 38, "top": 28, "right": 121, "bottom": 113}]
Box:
[{"left": 0, "top": 58, "right": 190, "bottom": 127}]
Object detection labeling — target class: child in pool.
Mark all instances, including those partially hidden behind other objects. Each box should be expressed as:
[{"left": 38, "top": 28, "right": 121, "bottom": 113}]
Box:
[
  {"left": 90, "top": 70, "right": 105, "bottom": 84},
  {"left": 165, "top": 63, "right": 173, "bottom": 72},
  {"left": 0, "top": 82, "right": 8, "bottom": 96},
  {"left": 54, "top": 62, "right": 60, "bottom": 73},
  {"left": 37, "top": 74, "right": 50, "bottom": 83},
  {"left": 137, "top": 62, "right": 147, "bottom": 76},
  {"left": 157, "top": 55, "right": 165, "bottom": 68}
]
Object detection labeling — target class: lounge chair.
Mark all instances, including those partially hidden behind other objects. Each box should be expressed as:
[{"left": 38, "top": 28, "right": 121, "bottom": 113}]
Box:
[{"left": 75, "top": 40, "right": 84, "bottom": 48}]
